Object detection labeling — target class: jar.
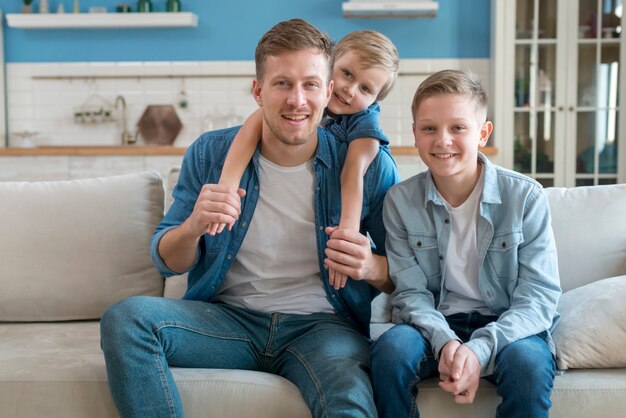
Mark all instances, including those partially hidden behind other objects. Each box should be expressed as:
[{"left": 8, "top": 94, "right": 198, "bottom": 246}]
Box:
[
  {"left": 137, "top": 0, "right": 152, "bottom": 12},
  {"left": 166, "top": 0, "right": 181, "bottom": 12}
]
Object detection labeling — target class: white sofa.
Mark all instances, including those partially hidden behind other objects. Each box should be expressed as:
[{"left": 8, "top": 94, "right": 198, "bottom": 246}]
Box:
[{"left": 0, "top": 170, "right": 625, "bottom": 418}]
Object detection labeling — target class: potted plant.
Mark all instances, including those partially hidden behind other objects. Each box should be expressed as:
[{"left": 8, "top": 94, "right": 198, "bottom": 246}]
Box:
[{"left": 22, "top": 0, "right": 34, "bottom": 13}]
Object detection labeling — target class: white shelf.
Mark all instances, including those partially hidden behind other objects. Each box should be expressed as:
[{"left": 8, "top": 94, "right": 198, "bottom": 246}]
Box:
[{"left": 6, "top": 12, "right": 198, "bottom": 29}]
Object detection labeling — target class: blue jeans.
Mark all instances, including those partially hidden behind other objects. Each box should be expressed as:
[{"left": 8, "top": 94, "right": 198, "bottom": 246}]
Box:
[
  {"left": 100, "top": 296, "right": 376, "bottom": 418},
  {"left": 370, "top": 312, "right": 555, "bottom": 418}
]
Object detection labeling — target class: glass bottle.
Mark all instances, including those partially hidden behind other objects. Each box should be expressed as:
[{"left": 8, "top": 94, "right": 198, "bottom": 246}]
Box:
[
  {"left": 166, "top": 0, "right": 181, "bottom": 12},
  {"left": 137, "top": 0, "right": 152, "bottom": 12}
]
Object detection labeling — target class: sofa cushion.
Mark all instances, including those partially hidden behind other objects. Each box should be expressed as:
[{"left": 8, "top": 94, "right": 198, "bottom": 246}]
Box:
[
  {"left": 545, "top": 184, "right": 626, "bottom": 292},
  {"left": 552, "top": 275, "right": 626, "bottom": 370},
  {"left": 0, "top": 172, "right": 165, "bottom": 321}
]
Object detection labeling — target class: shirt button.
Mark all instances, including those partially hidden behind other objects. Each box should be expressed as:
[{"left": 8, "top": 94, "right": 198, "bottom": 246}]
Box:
[
  {"left": 439, "top": 255, "right": 443, "bottom": 260},
  {"left": 254, "top": 185, "right": 259, "bottom": 191},
  {"left": 501, "top": 241, "right": 507, "bottom": 248},
  {"left": 444, "top": 218, "right": 450, "bottom": 224},
  {"left": 319, "top": 226, "right": 323, "bottom": 230},
  {"left": 241, "top": 221, "right": 247, "bottom": 227},
  {"left": 227, "top": 255, "right": 232, "bottom": 260},
  {"left": 416, "top": 241, "right": 422, "bottom": 247}
]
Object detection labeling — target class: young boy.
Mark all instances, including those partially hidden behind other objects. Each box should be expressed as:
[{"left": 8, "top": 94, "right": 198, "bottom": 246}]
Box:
[
  {"left": 370, "top": 70, "right": 561, "bottom": 418},
  {"left": 211, "top": 30, "right": 399, "bottom": 289}
]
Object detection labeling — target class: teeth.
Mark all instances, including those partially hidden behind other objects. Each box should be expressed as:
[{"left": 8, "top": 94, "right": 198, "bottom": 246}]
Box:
[
  {"left": 434, "top": 153, "right": 454, "bottom": 159},
  {"left": 284, "top": 115, "right": 307, "bottom": 121}
]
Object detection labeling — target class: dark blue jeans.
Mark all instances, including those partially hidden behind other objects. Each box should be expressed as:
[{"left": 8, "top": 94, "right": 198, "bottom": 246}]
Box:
[
  {"left": 100, "top": 296, "right": 376, "bottom": 418},
  {"left": 371, "top": 312, "right": 555, "bottom": 418}
]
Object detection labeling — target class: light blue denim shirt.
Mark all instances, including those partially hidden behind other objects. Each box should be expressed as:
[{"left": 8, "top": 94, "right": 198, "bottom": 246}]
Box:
[
  {"left": 151, "top": 126, "right": 400, "bottom": 337},
  {"left": 383, "top": 153, "right": 561, "bottom": 376}
]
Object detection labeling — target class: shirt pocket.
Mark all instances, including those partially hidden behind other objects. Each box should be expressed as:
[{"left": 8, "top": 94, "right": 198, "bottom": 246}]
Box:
[
  {"left": 407, "top": 233, "right": 441, "bottom": 279},
  {"left": 486, "top": 231, "right": 523, "bottom": 279}
]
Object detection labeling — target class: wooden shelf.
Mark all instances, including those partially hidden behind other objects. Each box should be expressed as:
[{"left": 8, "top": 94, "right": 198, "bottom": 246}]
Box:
[
  {"left": 0, "top": 146, "right": 497, "bottom": 157},
  {"left": 6, "top": 12, "right": 198, "bottom": 29},
  {"left": 0, "top": 146, "right": 187, "bottom": 156}
]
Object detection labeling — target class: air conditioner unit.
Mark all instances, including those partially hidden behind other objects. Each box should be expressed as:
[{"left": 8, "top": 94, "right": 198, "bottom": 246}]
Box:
[{"left": 342, "top": 0, "right": 439, "bottom": 18}]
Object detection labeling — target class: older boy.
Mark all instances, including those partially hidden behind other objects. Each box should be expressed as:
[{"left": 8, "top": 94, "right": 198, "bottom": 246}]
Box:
[
  {"left": 100, "top": 19, "right": 399, "bottom": 418},
  {"left": 371, "top": 70, "right": 561, "bottom": 418}
]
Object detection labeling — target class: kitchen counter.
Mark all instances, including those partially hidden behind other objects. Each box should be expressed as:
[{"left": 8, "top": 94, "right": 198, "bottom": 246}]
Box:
[{"left": 0, "top": 146, "right": 497, "bottom": 156}]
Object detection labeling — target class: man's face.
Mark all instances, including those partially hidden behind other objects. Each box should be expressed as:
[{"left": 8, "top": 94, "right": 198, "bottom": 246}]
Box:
[{"left": 253, "top": 49, "right": 332, "bottom": 153}]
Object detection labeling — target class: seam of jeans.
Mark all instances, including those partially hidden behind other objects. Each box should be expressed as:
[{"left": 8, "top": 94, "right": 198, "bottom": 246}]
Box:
[
  {"left": 285, "top": 346, "right": 328, "bottom": 418},
  {"left": 153, "top": 322, "right": 251, "bottom": 342},
  {"left": 264, "top": 313, "right": 279, "bottom": 356},
  {"left": 151, "top": 335, "right": 178, "bottom": 418}
]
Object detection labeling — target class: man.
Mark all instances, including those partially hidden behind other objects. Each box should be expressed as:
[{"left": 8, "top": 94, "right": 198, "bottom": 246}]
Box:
[{"left": 100, "top": 19, "right": 399, "bottom": 418}]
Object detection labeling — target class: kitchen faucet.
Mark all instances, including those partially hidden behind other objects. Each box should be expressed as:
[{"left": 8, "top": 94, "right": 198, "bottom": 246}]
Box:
[{"left": 115, "top": 95, "right": 137, "bottom": 146}]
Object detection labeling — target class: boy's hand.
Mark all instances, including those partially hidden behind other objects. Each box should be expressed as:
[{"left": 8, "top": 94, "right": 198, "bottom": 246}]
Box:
[
  {"left": 438, "top": 339, "right": 461, "bottom": 382},
  {"left": 438, "top": 344, "right": 481, "bottom": 404}
]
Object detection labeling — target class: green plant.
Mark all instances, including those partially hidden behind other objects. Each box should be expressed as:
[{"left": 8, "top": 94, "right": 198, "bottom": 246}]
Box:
[{"left": 23, "top": 0, "right": 34, "bottom": 5}]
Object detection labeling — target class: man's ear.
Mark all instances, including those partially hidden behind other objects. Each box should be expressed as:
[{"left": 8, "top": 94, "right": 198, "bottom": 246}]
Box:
[
  {"left": 479, "top": 121, "right": 493, "bottom": 147},
  {"left": 252, "top": 79, "right": 263, "bottom": 107}
]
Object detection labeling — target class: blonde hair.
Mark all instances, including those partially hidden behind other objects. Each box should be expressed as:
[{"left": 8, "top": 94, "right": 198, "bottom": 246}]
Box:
[
  {"left": 411, "top": 69, "right": 488, "bottom": 121},
  {"left": 335, "top": 30, "right": 399, "bottom": 101},
  {"left": 255, "top": 19, "right": 334, "bottom": 83}
]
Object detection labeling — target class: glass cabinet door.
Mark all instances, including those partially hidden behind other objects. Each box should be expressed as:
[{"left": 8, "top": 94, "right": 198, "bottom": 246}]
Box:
[
  {"left": 514, "top": 0, "right": 559, "bottom": 187},
  {"left": 574, "top": 0, "right": 621, "bottom": 186}
]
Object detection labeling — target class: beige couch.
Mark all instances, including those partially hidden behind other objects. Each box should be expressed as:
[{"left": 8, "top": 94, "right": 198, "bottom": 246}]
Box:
[{"left": 1, "top": 170, "right": 625, "bottom": 418}]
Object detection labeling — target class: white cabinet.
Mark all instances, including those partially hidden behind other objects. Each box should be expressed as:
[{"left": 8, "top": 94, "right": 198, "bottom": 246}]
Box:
[{"left": 492, "top": 0, "right": 626, "bottom": 186}]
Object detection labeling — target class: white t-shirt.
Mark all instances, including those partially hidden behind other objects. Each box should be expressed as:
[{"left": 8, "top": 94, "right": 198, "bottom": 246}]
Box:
[
  {"left": 439, "top": 168, "right": 493, "bottom": 316},
  {"left": 214, "top": 155, "right": 335, "bottom": 314}
]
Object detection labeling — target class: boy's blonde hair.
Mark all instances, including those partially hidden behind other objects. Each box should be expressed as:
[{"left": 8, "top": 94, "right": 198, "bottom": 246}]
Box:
[
  {"left": 255, "top": 19, "right": 335, "bottom": 84},
  {"left": 335, "top": 30, "right": 399, "bottom": 101},
  {"left": 411, "top": 69, "right": 488, "bottom": 121}
]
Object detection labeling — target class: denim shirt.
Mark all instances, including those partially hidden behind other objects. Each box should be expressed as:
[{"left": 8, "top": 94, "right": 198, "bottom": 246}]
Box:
[
  {"left": 322, "top": 103, "right": 390, "bottom": 147},
  {"left": 383, "top": 154, "right": 561, "bottom": 376},
  {"left": 151, "top": 126, "right": 400, "bottom": 337}
]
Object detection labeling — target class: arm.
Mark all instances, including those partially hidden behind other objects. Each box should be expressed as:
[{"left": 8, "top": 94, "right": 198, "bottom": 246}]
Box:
[
  {"left": 219, "top": 109, "right": 262, "bottom": 189},
  {"left": 464, "top": 188, "right": 561, "bottom": 376},
  {"left": 339, "top": 138, "right": 380, "bottom": 231},
  {"left": 329, "top": 138, "right": 380, "bottom": 289},
  {"left": 208, "top": 109, "right": 262, "bottom": 235}
]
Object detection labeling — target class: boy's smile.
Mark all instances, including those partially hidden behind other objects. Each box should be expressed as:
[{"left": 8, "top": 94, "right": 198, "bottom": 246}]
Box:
[{"left": 327, "top": 51, "right": 389, "bottom": 115}]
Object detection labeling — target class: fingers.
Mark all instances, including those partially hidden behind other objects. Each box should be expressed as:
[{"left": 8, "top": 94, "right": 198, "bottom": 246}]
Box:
[
  {"left": 328, "top": 267, "right": 348, "bottom": 290},
  {"left": 189, "top": 184, "right": 243, "bottom": 237},
  {"left": 324, "top": 227, "right": 370, "bottom": 278}
]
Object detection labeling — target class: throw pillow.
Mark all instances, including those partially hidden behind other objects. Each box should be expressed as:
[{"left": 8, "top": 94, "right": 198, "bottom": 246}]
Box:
[{"left": 552, "top": 275, "right": 626, "bottom": 370}]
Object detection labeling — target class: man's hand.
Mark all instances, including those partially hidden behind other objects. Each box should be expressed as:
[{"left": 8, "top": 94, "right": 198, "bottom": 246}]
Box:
[
  {"left": 438, "top": 344, "right": 481, "bottom": 404},
  {"left": 324, "top": 226, "right": 391, "bottom": 292},
  {"left": 184, "top": 184, "right": 246, "bottom": 238}
]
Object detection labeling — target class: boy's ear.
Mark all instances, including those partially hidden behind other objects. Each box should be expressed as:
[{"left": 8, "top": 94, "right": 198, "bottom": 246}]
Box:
[
  {"left": 479, "top": 121, "right": 493, "bottom": 147},
  {"left": 252, "top": 79, "right": 263, "bottom": 107},
  {"left": 324, "top": 79, "right": 334, "bottom": 106}
]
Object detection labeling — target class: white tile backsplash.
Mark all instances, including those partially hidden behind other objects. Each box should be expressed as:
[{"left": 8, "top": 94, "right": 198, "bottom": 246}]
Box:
[{"left": 6, "top": 59, "right": 489, "bottom": 150}]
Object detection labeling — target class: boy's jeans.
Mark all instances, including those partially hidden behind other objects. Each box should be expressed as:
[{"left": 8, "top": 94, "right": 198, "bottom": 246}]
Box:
[
  {"left": 371, "top": 312, "right": 555, "bottom": 418},
  {"left": 100, "top": 296, "right": 376, "bottom": 418}
]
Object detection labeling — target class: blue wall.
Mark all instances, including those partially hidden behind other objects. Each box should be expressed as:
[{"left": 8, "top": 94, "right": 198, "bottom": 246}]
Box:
[{"left": 1, "top": 0, "right": 490, "bottom": 62}]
